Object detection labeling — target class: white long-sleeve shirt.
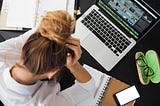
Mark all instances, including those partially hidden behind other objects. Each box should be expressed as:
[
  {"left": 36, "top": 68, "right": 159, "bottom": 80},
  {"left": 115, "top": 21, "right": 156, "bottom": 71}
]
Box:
[{"left": 0, "top": 28, "right": 96, "bottom": 106}]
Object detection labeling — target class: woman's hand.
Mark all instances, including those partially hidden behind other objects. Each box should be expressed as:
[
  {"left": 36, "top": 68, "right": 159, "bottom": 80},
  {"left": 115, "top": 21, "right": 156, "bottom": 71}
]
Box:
[
  {"left": 65, "top": 37, "right": 91, "bottom": 83},
  {"left": 65, "top": 37, "right": 82, "bottom": 70}
]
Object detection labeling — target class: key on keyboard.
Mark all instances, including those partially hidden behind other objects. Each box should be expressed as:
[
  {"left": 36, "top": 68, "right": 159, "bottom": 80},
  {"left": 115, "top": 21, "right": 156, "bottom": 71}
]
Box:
[{"left": 81, "top": 9, "right": 131, "bottom": 56}]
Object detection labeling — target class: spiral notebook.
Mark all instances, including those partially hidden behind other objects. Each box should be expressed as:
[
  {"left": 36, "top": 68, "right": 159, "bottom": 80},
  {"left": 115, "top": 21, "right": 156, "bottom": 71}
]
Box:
[{"left": 78, "top": 64, "right": 134, "bottom": 106}]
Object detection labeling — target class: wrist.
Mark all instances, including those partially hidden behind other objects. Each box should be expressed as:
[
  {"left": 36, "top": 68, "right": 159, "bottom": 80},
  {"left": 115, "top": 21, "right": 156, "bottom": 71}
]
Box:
[
  {"left": 68, "top": 62, "right": 81, "bottom": 73},
  {"left": 69, "top": 62, "right": 92, "bottom": 83}
]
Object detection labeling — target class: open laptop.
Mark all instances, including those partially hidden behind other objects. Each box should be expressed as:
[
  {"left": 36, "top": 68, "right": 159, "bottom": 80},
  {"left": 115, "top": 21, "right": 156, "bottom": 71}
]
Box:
[{"left": 73, "top": 0, "right": 160, "bottom": 71}]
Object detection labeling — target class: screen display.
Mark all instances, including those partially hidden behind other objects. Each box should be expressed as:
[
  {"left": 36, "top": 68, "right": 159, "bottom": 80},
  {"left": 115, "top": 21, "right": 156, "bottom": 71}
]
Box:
[
  {"left": 114, "top": 86, "right": 140, "bottom": 105},
  {"left": 97, "top": 0, "right": 159, "bottom": 39}
]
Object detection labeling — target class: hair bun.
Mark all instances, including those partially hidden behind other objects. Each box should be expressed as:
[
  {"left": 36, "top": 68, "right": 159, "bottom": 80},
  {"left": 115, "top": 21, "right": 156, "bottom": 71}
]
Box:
[{"left": 37, "top": 10, "right": 76, "bottom": 44}]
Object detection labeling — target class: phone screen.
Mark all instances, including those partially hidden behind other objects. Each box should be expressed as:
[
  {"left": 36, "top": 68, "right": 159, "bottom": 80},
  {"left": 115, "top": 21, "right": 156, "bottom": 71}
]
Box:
[{"left": 114, "top": 85, "right": 140, "bottom": 106}]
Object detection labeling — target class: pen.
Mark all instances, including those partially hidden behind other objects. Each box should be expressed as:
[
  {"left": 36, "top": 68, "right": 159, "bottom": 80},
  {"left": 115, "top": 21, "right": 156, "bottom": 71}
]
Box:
[
  {"left": 74, "top": 0, "right": 79, "bottom": 10},
  {"left": 74, "top": 0, "right": 81, "bottom": 18}
]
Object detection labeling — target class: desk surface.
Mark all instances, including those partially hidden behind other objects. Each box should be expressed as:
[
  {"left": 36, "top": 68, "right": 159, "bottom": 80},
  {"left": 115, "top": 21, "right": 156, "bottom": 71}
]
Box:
[
  {"left": 0, "top": 0, "right": 160, "bottom": 106},
  {"left": 78, "top": 0, "right": 160, "bottom": 106}
]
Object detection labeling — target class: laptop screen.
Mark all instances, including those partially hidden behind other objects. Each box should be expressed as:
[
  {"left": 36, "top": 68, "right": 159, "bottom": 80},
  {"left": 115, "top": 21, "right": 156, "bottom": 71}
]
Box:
[{"left": 96, "top": 0, "right": 160, "bottom": 40}]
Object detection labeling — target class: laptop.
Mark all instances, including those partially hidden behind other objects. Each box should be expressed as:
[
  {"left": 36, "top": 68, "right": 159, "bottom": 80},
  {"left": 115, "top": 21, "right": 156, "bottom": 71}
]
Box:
[{"left": 73, "top": 0, "right": 160, "bottom": 71}]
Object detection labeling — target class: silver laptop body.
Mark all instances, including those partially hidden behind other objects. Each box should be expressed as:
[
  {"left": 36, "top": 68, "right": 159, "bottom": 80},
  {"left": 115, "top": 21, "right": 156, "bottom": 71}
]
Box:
[{"left": 73, "top": 0, "right": 160, "bottom": 71}]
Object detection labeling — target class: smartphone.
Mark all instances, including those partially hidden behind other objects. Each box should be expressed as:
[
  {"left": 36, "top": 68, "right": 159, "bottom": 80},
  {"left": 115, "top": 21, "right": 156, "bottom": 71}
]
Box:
[{"left": 113, "top": 85, "right": 140, "bottom": 106}]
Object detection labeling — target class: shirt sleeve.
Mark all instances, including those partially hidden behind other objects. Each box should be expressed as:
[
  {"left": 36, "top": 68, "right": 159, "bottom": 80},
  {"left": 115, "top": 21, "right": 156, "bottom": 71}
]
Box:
[
  {"left": 59, "top": 77, "right": 96, "bottom": 105},
  {"left": 0, "top": 28, "right": 36, "bottom": 66}
]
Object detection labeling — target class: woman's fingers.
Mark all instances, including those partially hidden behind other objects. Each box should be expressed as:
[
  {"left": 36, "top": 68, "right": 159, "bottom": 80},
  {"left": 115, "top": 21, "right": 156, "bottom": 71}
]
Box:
[
  {"left": 66, "top": 43, "right": 82, "bottom": 59},
  {"left": 65, "top": 37, "right": 82, "bottom": 68},
  {"left": 66, "top": 37, "right": 80, "bottom": 46},
  {"left": 66, "top": 37, "right": 82, "bottom": 57}
]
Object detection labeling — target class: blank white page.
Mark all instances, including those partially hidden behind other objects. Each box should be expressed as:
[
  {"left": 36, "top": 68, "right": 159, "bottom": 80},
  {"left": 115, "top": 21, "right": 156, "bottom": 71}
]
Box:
[
  {"left": 6, "top": 0, "right": 37, "bottom": 28},
  {"left": 36, "top": 0, "right": 67, "bottom": 26}
]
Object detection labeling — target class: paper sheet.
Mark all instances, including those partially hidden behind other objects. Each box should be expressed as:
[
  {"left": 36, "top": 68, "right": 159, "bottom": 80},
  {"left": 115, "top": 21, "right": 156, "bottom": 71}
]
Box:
[
  {"left": 6, "top": 0, "right": 75, "bottom": 28},
  {"left": 0, "top": 0, "right": 22, "bottom": 30},
  {"left": 6, "top": 0, "right": 37, "bottom": 28},
  {"left": 77, "top": 64, "right": 111, "bottom": 106}
]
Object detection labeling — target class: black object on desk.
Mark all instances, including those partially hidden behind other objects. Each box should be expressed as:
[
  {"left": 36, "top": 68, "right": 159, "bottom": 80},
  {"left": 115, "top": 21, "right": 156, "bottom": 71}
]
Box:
[
  {"left": 78, "top": 0, "right": 160, "bottom": 106},
  {"left": 0, "top": 0, "right": 2, "bottom": 11},
  {"left": 0, "top": 33, "right": 5, "bottom": 42},
  {"left": 74, "top": 0, "right": 82, "bottom": 19}
]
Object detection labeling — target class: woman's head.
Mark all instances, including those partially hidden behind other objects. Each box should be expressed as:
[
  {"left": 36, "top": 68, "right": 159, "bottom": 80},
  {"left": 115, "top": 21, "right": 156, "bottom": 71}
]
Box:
[
  {"left": 21, "top": 10, "right": 75, "bottom": 76},
  {"left": 38, "top": 10, "right": 75, "bottom": 43}
]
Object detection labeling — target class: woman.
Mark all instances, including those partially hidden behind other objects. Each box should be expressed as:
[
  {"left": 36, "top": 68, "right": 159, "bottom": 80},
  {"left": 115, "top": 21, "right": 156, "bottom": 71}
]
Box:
[{"left": 0, "top": 10, "right": 95, "bottom": 106}]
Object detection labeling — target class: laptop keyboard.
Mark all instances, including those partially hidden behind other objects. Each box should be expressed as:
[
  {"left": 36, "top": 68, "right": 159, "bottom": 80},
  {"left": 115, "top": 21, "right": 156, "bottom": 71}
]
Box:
[{"left": 81, "top": 9, "right": 131, "bottom": 56}]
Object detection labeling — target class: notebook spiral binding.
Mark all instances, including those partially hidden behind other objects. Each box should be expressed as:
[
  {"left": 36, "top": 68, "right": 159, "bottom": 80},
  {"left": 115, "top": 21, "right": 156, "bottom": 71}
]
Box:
[{"left": 95, "top": 76, "right": 112, "bottom": 106}]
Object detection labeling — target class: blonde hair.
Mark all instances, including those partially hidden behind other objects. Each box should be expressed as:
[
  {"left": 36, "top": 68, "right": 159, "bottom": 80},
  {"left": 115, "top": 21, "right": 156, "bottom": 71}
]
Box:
[
  {"left": 38, "top": 10, "right": 76, "bottom": 44},
  {"left": 22, "top": 10, "right": 75, "bottom": 75}
]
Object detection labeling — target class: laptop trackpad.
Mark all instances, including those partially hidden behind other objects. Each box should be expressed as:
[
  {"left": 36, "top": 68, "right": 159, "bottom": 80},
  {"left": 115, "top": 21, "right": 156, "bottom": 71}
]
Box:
[
  {"left": 81, "top": 33, "right": 105, "bottom": 56},
  {"left": 81, "top": 33, "right": 118, "bottom": 71}
]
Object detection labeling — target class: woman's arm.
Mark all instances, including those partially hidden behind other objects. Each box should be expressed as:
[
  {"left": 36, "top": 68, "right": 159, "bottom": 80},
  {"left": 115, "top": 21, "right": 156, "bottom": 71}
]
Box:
[
  {"left": 65, "top": 37, "right": 91, "bottom": 83},
  {"left": 68, "top": 62, "right": 92, "bottom": 83},
  {"left": 0, "top": 28, "right": 36, "bottom": 66}
]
